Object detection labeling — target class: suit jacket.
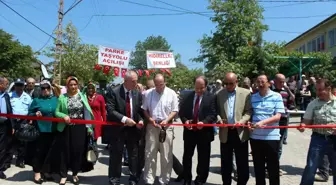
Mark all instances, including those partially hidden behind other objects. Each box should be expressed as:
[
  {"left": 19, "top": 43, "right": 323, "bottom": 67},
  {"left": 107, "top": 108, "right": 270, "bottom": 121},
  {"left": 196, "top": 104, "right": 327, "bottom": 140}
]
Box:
[
  {"left": 216, "top": 87, "right": 252, "bottom": 143},
  {"left": 105, "top": 84, "right": 144, "bottom": 139},
  {"left": 0, "top": 93, "right": 15, "bottom": 132},
  {"left": 179, "top": 91, "right": 216, "bottom": 142}
]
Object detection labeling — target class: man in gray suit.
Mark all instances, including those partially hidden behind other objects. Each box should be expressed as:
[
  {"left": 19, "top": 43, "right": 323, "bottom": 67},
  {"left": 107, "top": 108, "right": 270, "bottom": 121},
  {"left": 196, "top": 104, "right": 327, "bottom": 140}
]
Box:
[{"left": 216, "top": 72, "right": 252, "bottom": 185}]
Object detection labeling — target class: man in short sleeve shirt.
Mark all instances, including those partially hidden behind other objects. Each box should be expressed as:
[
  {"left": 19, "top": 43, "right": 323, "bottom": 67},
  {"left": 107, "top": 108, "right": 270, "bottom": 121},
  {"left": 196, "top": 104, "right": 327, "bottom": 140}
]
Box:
[
  {"left": 8, "top": 78, "right": 32, "bottom": 168},
  {"left": 299, "top": 78, "right": 336, "bottom": 185},
  {"left": 250, "top": 75, "right": 285, "bottom": 185},
  {"left": 142, "top": 74, "right": 179, "bottom": 185}
]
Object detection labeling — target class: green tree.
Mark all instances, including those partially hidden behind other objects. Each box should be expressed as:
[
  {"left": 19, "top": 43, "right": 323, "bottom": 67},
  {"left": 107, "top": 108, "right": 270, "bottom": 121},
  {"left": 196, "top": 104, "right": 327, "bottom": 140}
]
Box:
[
  {"left": 0, "top": 29, "right": 40, "bottom": 80},
  {"left": 129, "top": 35, "right": 200, "bottom": 88},
  {"left": 193, "top": 0, "right": 268, "bottom": 81},
  {"left": 194, "top": 0, "right": 267, "bottom": 70},
  {"left": 44, "top": 22, "right": 114, "bottom": 85},
  {"left": 130, "top": 35, "right": 181, "bottom": 69}
]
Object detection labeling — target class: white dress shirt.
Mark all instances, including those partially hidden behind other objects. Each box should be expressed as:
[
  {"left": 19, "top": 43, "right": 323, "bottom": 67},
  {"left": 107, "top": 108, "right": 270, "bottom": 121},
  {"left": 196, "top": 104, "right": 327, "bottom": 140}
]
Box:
[{"left": 142, "top": 87, "right": 179, "bottom": 121}]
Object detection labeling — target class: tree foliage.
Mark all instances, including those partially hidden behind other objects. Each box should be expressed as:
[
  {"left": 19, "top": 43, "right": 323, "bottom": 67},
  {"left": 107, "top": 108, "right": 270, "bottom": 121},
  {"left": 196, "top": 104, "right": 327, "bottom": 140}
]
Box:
[
  {"left": 130, "top": 36, "right": 175, "bottom": 70},
  {"left": 194, "top": 0, "right": 267, "bottom": 72},
  {"left": 130, "top": 35, "right": 200, "bottom": 89},
  {"left": 194, "top": 0, "right": 335, "bottom": 83},
  {"left": 0, "top": 29, "right": 40, "bottom": 80},
  {"left": 44, "top": 22, "right": 114, "bottom": 85}
]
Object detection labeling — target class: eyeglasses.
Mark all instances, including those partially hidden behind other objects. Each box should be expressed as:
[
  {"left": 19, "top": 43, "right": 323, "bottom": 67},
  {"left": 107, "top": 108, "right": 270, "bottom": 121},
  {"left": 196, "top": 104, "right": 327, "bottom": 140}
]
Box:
[
  {"left": 41, "top": 87, "right": 50, "bottom": 90},
  {"left": 224, "top": 82, "right": 235, "bottom": 86}
]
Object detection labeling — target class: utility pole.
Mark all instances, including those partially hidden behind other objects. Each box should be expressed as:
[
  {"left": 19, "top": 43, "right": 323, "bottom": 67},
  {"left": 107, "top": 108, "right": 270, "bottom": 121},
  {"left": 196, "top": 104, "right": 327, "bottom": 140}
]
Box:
[{"left": 54, "top": 0, "right": 64, "bottom": 85}]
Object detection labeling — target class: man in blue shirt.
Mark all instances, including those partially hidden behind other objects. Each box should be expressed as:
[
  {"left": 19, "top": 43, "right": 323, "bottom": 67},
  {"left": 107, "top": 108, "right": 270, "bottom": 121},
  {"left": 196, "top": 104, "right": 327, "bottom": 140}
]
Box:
[
  {"left": 250, "top": 75, "right": 285, "bottom": 185},
  {"left": 8, "top": 78, "right": 32, "bottom": 168}
]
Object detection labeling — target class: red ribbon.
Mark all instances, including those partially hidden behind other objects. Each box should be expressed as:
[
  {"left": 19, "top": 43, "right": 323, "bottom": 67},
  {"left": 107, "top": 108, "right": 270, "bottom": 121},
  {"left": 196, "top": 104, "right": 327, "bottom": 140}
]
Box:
[{"left": 1, "top": 113, "right": 336, "bottom": 129}]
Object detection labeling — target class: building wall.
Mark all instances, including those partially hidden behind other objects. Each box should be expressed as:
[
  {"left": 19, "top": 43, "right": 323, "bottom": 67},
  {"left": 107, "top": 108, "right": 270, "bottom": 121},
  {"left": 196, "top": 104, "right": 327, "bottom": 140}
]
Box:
[{"left": 285, "top": 16, "right": 336, "bottom": 58}]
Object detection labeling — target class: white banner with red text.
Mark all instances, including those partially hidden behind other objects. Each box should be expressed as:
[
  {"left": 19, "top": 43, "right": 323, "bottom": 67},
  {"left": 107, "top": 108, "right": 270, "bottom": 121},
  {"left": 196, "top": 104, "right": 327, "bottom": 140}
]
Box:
[{"left": 146, "top": 50, "right": 176, "bottom": 69}]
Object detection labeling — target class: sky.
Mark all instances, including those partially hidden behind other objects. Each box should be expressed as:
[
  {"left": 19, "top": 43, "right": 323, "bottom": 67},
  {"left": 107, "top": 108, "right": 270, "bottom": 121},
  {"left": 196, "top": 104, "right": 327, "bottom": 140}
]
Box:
[{"left": 1, "top": 0, "right": 336, "bottom": 75}]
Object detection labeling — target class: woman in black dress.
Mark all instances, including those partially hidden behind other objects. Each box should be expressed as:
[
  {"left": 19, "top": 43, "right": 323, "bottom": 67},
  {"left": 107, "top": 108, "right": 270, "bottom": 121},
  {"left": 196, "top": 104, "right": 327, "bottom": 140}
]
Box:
[{"left": 55, "top": 76, "right": 94, "bottom": 185}]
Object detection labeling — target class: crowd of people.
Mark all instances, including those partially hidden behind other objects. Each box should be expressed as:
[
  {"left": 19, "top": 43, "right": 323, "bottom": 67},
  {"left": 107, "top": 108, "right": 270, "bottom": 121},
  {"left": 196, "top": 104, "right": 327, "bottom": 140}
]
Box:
[{"left": 0, "top": 70, "right": 335, "bottom": 185}]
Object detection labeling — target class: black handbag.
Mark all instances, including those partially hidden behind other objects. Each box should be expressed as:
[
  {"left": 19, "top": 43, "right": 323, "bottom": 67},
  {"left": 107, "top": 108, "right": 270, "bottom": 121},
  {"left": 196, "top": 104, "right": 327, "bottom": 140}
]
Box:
[
  {"left": 86, "top": 136, "right": 99, "bottom": 164},
  {"left": 14, "top": 120, "right": 40, "bottom": 142}
]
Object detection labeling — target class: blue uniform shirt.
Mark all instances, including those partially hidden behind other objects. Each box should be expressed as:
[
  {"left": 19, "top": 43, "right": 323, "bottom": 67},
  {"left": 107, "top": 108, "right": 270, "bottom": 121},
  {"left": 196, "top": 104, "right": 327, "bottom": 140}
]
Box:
[
  {"left": 9, "top": 91, "right": 32, "bottom": 115},
  {"left": 251, "top": 90, "right": 285, "bottom": 140}
]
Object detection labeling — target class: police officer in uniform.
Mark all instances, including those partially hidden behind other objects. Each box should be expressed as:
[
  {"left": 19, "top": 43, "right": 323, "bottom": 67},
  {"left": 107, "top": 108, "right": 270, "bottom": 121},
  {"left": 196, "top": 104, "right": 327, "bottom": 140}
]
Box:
[{"left": 8, "top": 78, "right": 32, "bottom": 168}]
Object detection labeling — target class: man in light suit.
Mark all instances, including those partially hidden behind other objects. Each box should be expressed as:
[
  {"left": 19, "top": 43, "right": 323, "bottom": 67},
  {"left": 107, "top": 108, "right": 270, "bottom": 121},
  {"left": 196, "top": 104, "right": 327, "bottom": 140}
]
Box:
[
  {"left": 216, "top": 72, "right": 252, "bottom": 185},
  {"left": 105, "top": 70, "right": 144, "bottom": 185}
]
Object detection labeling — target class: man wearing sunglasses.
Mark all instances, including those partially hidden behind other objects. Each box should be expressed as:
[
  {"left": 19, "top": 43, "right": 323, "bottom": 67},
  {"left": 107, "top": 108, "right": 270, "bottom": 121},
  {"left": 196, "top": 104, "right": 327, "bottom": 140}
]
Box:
[
  {"left": 216, "top": 72, "right": 252, "bottom": 185},
  {"left": 8, "top": 78, "right": 32, "bottom": 169}
]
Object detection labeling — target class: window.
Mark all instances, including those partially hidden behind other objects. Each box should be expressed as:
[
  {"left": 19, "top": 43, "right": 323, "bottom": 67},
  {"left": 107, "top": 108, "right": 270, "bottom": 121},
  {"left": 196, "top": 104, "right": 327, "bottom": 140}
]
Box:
[
  {"left": 307, "top": 41, "right": 312, "bottom": 53},
  {"left": 317, "top": 37, "right": 321, "bottom": 51},
  {"left": 329, "top": 29, "right": 335, "bottom": 47},
  {"left": 302, "top": 44, "right": 306, "bottom": 54},
  {"left": 321, "top": 35, "right": 325, "bottom": 50},
  {"left": 312, "top": 39, "right": 317, "bottom": 52}
]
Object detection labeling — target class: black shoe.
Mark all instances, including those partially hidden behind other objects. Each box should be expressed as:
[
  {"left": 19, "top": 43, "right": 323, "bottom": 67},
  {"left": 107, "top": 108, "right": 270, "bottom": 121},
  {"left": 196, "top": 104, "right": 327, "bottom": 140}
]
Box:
[
  {"left": 42, "top": 174, "right": 54, "bottom": 182},
  {"left": 175, "top": 175, "right": 183, "bottom": 182},
  {"left": 0, "top": 172, "right": 6, "bottom": 179},
  {"left": 283, "top": 140, "right": 288, "bottom": 145},
  {"left": 129, "top": 181, "right": 137, "bottom": 185},
  {"left": 59, "top": 183, "right": 66, "bottom": 185},
  {"left": 73, "top": 176, "right": 80, "bottom": 185},
  {"left": 16, "top": 162, "right": 25, "bottom": 168},
  {"left": 123, "top": 161, "right": 129, "bottom": 166},
  {"left": 34, "top": 178, "right": 44, "bottom": 184},
  {"left": 183, "top": 180, "right": 191, "bottom": 185},
  {"left": 109, "top": 178, "right": 120, "bottom": 185},
  {"left": 194, "top": 181, "right": 203, "bottom": 185}
]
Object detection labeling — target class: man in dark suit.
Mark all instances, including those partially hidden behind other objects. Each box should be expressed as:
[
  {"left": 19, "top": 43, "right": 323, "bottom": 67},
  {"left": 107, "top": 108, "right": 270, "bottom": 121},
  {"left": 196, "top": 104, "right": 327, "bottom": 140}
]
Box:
[
  {"left": 105, "top": 70, "right": 144, "bottom": 185},
  {"left": 179, "top": 75, "right": 217, "bottom": 185},
  {"left": 0, "top": 77, "right": 15, "bottom": 179}
]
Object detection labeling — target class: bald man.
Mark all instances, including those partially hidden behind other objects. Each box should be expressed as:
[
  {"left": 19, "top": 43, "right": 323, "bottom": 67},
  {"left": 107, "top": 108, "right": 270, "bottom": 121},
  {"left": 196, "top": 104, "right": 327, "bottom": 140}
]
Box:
[
  {"left": 272, "top": 73, "right": 295, "bottom": 172},
  {"left": 216, "top": 72, "right": 252, "bottom": 185},
  {"left": 250, "top": 75, "right": 285, "bottom": 185},
  {"left": 142, "top": 74, "right": 179, "bottom": 185},
  {"left": 25, "top": 78, "right": 39, "bottom": 99}
]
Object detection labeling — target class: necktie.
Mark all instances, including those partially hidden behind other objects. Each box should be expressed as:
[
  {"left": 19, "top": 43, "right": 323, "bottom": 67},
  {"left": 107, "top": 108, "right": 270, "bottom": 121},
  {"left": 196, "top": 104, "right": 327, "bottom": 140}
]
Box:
[
  {"left": 126, "top": 91, "right": 131, "bottom": 118},
  {"left": 193, "top": 96, "right": 200, "bottom": 130}
]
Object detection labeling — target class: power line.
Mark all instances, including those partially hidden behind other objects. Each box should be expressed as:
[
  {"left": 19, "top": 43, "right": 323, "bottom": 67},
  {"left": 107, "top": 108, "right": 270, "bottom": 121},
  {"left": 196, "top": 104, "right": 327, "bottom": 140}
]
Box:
[
  {"left": 64, "top": 0, "right": 83, "bottom": 15},
  {"left": 153, "top": 0, "right": 210, "bottom": 17},
  {"left": 84, "top": 12, "right": 331, "bottom": 19},
  {"left": 118, "top": 0, "right": 186, "bottom": 13},
  {"left": 269, "top": 29, "right": 301, "bottom": 34},
  {"left": 266, "top": 14, "right": 332, "bottom": 19},
  {"left": 0, "top": 0, "right": 56, "bottom": 39},
  {"left": 36, "top": 26, "right": 58, "bottom": 52},
  {"left": 0, "top": 12, "right": 44, "bottom": 43}
]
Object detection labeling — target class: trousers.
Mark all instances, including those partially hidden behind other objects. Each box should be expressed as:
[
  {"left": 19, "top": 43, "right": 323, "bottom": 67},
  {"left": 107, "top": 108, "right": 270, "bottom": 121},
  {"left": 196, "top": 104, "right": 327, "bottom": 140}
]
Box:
[{"left": 143, "top": 124, "right": 174, "bottom": 185}]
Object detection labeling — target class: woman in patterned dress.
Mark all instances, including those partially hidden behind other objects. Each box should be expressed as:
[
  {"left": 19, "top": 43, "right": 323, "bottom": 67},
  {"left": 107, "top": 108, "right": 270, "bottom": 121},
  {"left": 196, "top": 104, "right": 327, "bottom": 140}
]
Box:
[{"left": 55, "top": 76, "right": 94, "bottom": 185}]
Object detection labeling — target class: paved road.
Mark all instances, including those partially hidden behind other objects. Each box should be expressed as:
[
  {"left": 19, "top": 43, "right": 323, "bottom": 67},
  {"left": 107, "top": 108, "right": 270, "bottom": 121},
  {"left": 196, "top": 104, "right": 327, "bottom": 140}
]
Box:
[{"left": 0, "top": 117, "right": 333, "bottom": 185}]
